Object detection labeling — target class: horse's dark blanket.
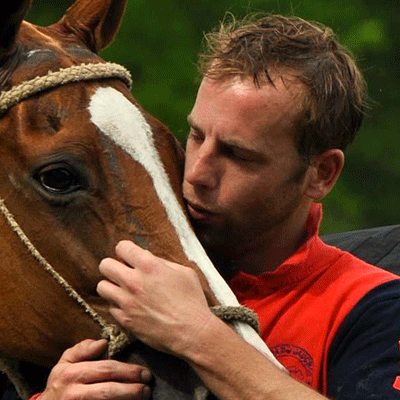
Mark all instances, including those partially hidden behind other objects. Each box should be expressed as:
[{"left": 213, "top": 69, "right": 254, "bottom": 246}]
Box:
[{"left": 323, "top": 225, "right": 400, "bottom": 276}]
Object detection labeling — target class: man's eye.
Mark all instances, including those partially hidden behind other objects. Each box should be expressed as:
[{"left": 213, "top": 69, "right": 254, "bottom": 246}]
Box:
[
  {"left": 232, "top": 151, "right": 252, "bottom": 162},
  {"left": 188, "top": 130, "right": 204, "bottom": 143},
  {"left": 224, "top": 147, "right": 252, "bottom": 162}
]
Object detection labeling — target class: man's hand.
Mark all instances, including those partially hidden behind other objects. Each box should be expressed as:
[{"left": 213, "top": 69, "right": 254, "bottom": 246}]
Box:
[
  {"left": 40, "top": 339, "right": 151, "bottom": 400},
  {"left": 95, "top": 241, "right": 329, "bottom": 400},
  {"left": 97, "top": 240, "right": 216, "bottom": 356}
]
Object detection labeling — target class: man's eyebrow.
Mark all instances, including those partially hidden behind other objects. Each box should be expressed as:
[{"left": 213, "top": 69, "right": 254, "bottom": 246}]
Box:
[{"left": 187, "top": 116, "right": 207, "bottom": 138}]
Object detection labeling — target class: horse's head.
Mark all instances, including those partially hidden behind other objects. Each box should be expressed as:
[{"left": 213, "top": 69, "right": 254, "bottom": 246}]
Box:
[
  {"left": 0, "top": 2, "right": 280, "bottom": 398},
  {"left": 0, "top": 0, "right": 225, "bottom": 369}
]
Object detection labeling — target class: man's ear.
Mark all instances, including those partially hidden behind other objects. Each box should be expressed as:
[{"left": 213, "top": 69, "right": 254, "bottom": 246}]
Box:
[{"left": 305, "top": 149, "right": 344, "bottom": 200}]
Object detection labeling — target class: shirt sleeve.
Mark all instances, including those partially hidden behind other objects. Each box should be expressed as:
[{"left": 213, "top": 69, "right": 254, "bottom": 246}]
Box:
[{"left": 327, "top": 279, "right": 400, "bottom": 399}]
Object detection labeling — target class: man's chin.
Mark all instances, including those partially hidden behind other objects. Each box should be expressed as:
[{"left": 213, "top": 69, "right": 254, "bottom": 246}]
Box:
[{"left": 193, "top": 221, "right": 232, "bottom": 251}]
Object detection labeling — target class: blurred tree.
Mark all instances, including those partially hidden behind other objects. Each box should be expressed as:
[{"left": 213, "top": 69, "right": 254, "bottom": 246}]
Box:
[{"left": 25, "top": 0, "right": 400, "bottom": 234}]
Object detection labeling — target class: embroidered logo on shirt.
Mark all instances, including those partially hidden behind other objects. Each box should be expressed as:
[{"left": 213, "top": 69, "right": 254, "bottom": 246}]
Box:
[
  {"left": 271, "top": 344, "right": 314, "bottom": 385},
  {"left": 392, "top": 341, "right": 400, "bottom": 391}
]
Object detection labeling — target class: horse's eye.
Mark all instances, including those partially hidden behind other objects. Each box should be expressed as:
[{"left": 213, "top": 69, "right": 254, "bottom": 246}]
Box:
[{"left": 37, "top": 164, "right": 80, "bottom": 193}]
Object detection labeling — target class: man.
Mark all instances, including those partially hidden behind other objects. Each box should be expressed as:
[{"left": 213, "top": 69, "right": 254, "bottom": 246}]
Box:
[{"left": 34, "top": 14, "right": 400, "bottom": 400}]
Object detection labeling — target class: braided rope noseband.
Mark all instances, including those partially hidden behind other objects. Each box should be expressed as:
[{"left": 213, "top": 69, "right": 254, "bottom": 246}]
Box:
[
  {"left": 0, "top": 62, "right": 132, "bottom": 115},
  {"left": 0, "top": 62, "right": 259, "bottom": 358}
]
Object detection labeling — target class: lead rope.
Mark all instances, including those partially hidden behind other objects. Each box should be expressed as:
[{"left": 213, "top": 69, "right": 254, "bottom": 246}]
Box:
[
  {"left": 0, "top": 196, "right": 260, "bottom": 352},
  {"left": 0, "top": 198, "right": 131, "bottom": 357}
]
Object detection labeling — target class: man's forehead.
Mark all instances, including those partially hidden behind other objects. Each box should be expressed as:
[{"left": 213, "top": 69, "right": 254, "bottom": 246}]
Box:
[
  {"left": 190, "top": 75, "right": 305, "bottom": 156},
  {"left": 199, "top": 75, "right": 304, "bottom": 125}
]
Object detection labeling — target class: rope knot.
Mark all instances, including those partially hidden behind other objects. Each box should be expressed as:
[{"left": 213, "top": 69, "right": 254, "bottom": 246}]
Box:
[
  {"left": 211, "top": 305, "right": 260, "bottom": 332},
  {"left": 102, "top": 325, "right": 133, "bottom": 358}
]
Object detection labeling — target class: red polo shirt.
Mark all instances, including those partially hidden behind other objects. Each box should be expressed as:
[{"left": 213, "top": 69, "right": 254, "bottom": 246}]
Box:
[{"left": 229, "top": 203, "right": 400, "bottom": 399}]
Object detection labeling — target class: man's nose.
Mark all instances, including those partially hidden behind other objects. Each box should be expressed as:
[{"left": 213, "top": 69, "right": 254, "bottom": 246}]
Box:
[{"left": 185, "top": 146, "right": 219, "bottom": 189}]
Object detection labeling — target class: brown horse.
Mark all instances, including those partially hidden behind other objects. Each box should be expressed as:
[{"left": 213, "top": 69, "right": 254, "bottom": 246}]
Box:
[{"left": 0, "top": 1, "right": 280, "bottom": 399}]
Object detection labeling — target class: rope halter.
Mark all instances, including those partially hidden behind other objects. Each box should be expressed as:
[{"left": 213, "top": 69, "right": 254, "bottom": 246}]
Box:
[
  {"left": 0, "top": 62, "right": 260, "bottom": 358},
  {"left": 0, "top": 62, "right": 133, "bottom": 356},
  {"left": 0, "top": 62, "right": 132, "bottom": 115}
]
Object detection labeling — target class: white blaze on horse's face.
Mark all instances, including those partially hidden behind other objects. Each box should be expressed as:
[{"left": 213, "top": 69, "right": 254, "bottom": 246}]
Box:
[
  {"left": 89, "top": 87, "right": 231, "bottom": 298},
  {"left": 89, "top": 86, "right": 238, "bottom": 301},
  {"left": 89, "top": 87, "right": 170, "bottom": 202},
  {"left": 89, "top": 88, "right": 209, "bottom": 271},
  {"left": 88, "top": 87, "right": 281, "bottom": 365}
]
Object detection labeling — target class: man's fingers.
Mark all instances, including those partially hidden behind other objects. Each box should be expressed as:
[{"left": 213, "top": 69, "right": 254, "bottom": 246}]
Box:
[
  {"left": 97, "top": 278, "right": 127, "bottom": 307},
  {"left": 70, "top": 382, "right": 151, "bottom": 400},
  {"left": 68, "top": 360, "right": 152, "bottom": 385},
  {"left": 114, "top": 240, "right": 189, "bottom": 273},
  {"left": 115, "top": 240, "right": 142, "bottom": 263},
  {"left": 41, "top": 340, "right": 153, "bottom": 400},
  {"left": 60, "top": 339, "right": 108, "bottom": 364},
  {"left": 99, "top": 257, "right": 133, "bottom": 286},
  {"left": 114, "top": 241, "right": 156, "bottom": 273},
  {"left": 58, "top": 340, "right": 152, "bottom": 384}
]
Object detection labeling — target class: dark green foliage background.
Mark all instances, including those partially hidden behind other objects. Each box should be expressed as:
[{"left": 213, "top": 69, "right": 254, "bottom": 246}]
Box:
[{"left": 25, "top": 0, "right": 400, "bottom": 234}]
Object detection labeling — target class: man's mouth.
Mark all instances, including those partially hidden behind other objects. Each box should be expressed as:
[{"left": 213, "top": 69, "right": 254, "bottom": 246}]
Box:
[{"left": 186, "top": 200, "right": 219, "bottom": 222}]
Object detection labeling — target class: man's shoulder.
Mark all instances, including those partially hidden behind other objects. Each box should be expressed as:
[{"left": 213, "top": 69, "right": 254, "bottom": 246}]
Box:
[{"left": 305, "top": 235, "right": 399, "bottom": 314}]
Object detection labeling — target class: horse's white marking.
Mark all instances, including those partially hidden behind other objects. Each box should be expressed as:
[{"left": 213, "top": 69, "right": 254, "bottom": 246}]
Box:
[{"left": 89, "top": 87, "right": 283, "bottom": 369}]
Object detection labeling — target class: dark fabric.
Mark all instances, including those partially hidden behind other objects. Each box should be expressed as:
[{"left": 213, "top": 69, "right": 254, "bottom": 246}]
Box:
[
  {"left": 0, "top": 376, "right": 21, "bottom": 400},
  {"left": 327, "top": 280, "right": 400, "bottom": 399},
  {"left": 323, "top": 225, "right": 400, "bottom": 276}
]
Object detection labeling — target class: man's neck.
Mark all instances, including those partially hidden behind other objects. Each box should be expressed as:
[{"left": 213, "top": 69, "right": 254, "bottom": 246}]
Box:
[{"left": 208, "top": 206, "right": 311, "bottom": 280}]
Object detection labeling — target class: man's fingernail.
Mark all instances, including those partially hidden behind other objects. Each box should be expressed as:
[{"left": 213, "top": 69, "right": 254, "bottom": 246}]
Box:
[{"left": 141, "top": 369, "right": 152, "bottom": 383}]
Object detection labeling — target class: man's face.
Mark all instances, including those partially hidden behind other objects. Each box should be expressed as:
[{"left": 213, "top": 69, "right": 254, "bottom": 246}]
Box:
[{"left": 183, "top": 75, "right": 311, "bottom": 255}]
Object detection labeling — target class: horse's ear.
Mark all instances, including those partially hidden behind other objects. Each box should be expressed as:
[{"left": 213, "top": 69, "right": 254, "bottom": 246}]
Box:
[
  {"left": 58, "top": 0, "right": 127, "bottom": 53},
  {"left": 0, "top": 0, "right": 31, "bottom": 62}
]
